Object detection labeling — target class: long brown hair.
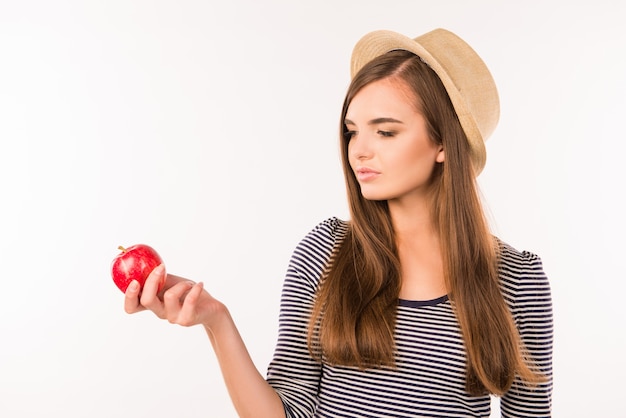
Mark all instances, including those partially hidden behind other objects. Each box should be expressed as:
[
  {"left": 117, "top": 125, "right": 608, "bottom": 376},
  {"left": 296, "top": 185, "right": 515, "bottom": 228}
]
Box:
[{"left": 308, "top": 50, "right": 543, "bottom": 395}]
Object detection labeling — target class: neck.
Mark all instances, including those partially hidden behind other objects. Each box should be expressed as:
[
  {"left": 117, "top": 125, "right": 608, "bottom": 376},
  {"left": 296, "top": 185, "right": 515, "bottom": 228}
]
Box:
[
  {"left": 388, "top": 196, "right": 446, "bottom": 301},
  {"left": 388, "top": 197, "right": 437, "bottom": 242}
]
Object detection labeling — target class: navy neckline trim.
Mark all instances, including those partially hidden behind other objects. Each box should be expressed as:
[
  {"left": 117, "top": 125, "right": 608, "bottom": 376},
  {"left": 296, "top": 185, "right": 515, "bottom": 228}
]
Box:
[{"left": 398, "top": 295, "right": 449, "bottom": 307}]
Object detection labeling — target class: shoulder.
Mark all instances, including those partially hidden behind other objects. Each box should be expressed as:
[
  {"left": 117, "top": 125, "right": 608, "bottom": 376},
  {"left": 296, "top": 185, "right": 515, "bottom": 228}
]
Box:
[
  {"left": 287, "top": 217, "right": 349, "bottom": 284},
  {"left": 294, "top": 217, "right": 349, "bottom": 256},
  {"left": 310, "top": 216, "right": 349, "bottom": 238},
  {"left": 495, "top": 238, "right": 552, "bottom": 313},
  {"left": 497, "top": 238, "right": 546, "bottom": 279}
]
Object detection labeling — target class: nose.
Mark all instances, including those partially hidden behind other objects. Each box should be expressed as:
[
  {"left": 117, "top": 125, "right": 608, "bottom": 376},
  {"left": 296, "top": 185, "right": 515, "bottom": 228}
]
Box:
[{"left": 348, "top": 133, "right": 373, "bottom": 161}]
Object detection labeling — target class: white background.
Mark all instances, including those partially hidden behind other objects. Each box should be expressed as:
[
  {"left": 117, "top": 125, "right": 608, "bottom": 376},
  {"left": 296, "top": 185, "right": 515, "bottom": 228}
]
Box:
[{"left": 1, "top": 1, "right": 624, "bottom": 416}]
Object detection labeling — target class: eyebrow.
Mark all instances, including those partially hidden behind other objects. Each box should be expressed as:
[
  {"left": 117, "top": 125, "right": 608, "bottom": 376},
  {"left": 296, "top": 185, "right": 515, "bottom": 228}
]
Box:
[{"left": 344, "top": 117, "right": 404, "bottom": 126}]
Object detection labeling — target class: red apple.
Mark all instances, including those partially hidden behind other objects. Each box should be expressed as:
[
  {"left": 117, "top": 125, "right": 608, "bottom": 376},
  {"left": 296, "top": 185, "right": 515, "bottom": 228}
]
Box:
[{"left": 111, "top": 244, "right": 163, "bottom": 293}]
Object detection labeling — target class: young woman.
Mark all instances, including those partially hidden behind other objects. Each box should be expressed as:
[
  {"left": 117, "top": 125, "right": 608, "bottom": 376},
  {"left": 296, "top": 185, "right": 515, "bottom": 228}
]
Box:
[{"left": 124, "top": 28, "right": 553, "bottom": 417}]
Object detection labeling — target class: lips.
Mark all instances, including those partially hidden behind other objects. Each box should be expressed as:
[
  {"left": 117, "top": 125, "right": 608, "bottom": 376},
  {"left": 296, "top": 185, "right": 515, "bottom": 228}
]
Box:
[{"left": 355, "top": 167, "right": 381, "bottom": 182}]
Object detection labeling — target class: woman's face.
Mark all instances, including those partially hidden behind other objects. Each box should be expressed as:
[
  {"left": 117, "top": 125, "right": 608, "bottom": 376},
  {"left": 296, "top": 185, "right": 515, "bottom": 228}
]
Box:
[{"left": 345, "top": 78, "right": 444, "bottom": 204}]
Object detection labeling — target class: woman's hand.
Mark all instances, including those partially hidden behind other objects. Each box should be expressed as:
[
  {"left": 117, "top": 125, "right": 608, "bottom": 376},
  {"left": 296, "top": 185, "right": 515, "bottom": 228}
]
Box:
[{"left": 124, "top": 264, "right": 226, "bottom": 329}]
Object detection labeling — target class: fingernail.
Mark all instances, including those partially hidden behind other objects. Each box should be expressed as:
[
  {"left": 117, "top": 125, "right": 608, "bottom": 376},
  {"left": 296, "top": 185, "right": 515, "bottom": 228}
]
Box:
[
  {"left": 128, "top": 281, "right": 139, "bottom": 292},
  {"left": 154, "top": 264, "right": 164, "bottom": 274}
]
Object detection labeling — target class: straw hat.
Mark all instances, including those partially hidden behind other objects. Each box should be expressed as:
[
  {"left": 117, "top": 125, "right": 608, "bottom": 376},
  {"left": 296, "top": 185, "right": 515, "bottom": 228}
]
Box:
[{"left": 350, "top": 29, "right": 499, "bottom": 175}]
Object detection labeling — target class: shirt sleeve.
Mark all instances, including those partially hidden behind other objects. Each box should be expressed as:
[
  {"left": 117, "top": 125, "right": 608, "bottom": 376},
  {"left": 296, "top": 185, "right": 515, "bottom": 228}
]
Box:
[
  {"left": 266, "top": 217, "right": 347, "bottom": 418},
  {"left": 499, "top": 249, "right": 554, "bottom": 417}
]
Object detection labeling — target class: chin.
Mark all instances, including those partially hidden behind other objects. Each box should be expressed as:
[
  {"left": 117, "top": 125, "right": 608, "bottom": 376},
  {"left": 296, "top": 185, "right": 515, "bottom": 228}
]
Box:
[{"left": 360, "top": 191, "right": 391, "bottom": 201}]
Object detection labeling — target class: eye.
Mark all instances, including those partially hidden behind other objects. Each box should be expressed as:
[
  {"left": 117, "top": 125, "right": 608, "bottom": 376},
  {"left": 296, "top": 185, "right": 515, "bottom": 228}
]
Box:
[
  {"left": 344, "top": 130, "right": 357, "bottom": 141},
  {"left": 377, "top": 130, "right": 395, "bottom": 138}
]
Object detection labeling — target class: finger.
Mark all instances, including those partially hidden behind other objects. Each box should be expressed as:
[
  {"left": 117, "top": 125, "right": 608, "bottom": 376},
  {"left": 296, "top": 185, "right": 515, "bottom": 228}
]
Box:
[
  {"left": 177, "top": 282, "right": 205, "bottom": 327},
  {"left": 164, "top": 273, "right": 187, "bottom": 288},
  {"left": 140, "top": 264, "right": 167, "bottom": 316},
  {"left": 163, "top": 280, "right": 195, "bottom": 321},
  {"left": 140, "top": 264, "right": 165, "bottom": 305},
  {"left": 158, "top": 273, "right": 188, "bottom": 297},
  {"left": 124, "top": 280, "right": 145, "bottom": 314}
]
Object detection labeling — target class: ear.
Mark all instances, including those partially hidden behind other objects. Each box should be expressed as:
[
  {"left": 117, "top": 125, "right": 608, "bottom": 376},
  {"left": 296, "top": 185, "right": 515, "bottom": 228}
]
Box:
[{"left": 435, "top": 146, "right": 445, "bottom": 163}]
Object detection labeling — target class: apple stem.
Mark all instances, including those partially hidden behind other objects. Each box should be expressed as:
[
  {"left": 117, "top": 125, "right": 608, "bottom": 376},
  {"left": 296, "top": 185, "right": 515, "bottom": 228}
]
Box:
[{"left": 118, "top": 246, "right": 127, "bottom": 252}]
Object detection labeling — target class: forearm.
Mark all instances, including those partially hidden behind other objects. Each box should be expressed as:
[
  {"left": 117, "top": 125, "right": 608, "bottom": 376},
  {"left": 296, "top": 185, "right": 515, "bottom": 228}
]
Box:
[{"left": 205, "top": 308, "right": 286, "bottom": 418}]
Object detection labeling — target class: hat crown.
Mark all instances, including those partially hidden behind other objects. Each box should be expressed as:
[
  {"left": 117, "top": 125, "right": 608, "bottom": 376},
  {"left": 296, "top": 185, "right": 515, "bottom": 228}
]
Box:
[{"left": 350, "top": 29, "right": 500, "bottom": 175}]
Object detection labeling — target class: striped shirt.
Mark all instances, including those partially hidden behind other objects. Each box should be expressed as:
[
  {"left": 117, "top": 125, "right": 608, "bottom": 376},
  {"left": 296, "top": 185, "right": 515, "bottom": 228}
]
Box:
[{"left": 266, "top": 217, "right": 553, "bottom": 417}]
